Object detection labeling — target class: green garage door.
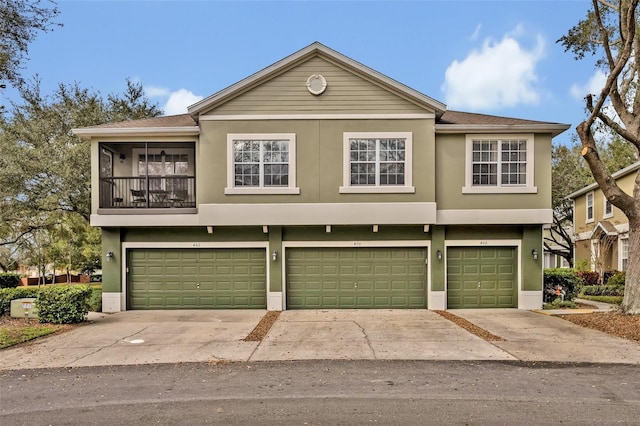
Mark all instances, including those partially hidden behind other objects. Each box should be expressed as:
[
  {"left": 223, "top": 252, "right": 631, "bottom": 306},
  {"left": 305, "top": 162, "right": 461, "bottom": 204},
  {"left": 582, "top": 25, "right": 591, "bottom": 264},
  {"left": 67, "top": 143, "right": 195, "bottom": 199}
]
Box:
[
  {"left": 286, "top": 247, "right": 426, "bottom": 309},
  {"left": 447, "top": 247, "right": 517, "bottom": 309},
  {"left": 128, "top": 248, "right": 266, "bottom": 309}
]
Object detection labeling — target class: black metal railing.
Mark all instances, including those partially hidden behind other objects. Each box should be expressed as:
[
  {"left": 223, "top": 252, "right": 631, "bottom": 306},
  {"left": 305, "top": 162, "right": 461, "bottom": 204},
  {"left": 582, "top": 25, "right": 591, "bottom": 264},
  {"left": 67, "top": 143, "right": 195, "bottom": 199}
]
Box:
[{"left": 99, "top": 176, "right": 196, "bottom": 209}]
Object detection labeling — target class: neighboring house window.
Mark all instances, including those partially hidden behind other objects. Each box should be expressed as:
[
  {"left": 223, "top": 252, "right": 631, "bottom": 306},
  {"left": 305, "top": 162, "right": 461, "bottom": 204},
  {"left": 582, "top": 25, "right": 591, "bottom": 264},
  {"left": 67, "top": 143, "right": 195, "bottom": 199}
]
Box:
[
  {"left": 620, "top": 237, "right": 629, "bottom": 271},
  {"left": 225, "top": 134, "right": 299, "bottom": 194},
  {"left": 463, "top": 134, "right": 536, "bottom": 193},
  {"left": 586, "top": 192, "right": 594, "bottom": 223},
  {"left": 560, "top": 257, "right": 570, "bottom": 268},
  {"left": 340, "top": 132, "right": 414, "bottom": 193},
  {"left": 604, "top": 198, "right": 613, "bottom": 218},
  {"left": 543, "top": 252, "right": 555, "bottom": 269}
]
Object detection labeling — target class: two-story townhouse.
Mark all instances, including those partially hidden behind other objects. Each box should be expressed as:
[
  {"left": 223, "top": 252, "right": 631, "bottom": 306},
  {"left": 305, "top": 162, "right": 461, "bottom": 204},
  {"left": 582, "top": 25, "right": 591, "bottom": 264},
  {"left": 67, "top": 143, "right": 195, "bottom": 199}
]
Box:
[
  {"left": 73, "top": 43, "right": 569, "bottom": 312},
  {"left": 567, "top": 162, "right": 639, "bottom": 273}
]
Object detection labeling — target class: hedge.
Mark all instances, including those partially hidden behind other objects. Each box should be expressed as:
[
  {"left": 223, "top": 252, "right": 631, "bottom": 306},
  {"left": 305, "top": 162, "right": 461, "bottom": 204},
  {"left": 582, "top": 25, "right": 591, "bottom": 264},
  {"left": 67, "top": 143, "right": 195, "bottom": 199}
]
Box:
[
  {"left": 0, "top": 273, "right": 21, "bottom": 289},
  {"left": 543, "top": 268, "right": 582, "bottom": 302},
  {"left": 0, "top": 285, "right": 93, "bottom": 323},
  {"left": 582, "top": 284, "right": 625, "bottom": 297}
]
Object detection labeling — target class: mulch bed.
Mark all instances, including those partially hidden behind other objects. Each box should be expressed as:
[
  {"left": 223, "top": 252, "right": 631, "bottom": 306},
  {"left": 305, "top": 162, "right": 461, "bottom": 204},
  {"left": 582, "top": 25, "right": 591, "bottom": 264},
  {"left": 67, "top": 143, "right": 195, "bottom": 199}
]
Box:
[
  {"left": 243, "top": 310, "right": 281, "bottom": 341},
  {"left": 557, "top": 312, "right": 640, "bottom": 342},
  {"left": 434, "top": 310, "right": 505, "bottom": 342}
]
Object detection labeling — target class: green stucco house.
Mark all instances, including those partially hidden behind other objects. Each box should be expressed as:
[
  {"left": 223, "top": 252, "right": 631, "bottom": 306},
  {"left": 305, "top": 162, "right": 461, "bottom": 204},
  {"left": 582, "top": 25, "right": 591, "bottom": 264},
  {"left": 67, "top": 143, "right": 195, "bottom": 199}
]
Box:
[{"left": 73, "top": 43, "right": 569, "bottom": 312}]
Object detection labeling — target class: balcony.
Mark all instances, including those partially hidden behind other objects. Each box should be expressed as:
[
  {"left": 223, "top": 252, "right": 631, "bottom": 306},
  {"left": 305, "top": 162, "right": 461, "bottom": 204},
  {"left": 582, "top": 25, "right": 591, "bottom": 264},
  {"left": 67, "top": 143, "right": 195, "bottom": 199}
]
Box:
[
  {"left": 99, "top": 176, "right": 196, "bottom": 209},
  {"left": 99, "top": 141, "right": 196, "bottom": 211}
]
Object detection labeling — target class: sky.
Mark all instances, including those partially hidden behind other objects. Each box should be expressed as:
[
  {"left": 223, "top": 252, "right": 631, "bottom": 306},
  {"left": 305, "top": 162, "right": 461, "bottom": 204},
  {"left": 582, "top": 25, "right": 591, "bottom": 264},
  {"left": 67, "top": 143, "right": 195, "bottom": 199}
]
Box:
[{"left": 1, "top": 0, "right": 601, "bottom": 146}]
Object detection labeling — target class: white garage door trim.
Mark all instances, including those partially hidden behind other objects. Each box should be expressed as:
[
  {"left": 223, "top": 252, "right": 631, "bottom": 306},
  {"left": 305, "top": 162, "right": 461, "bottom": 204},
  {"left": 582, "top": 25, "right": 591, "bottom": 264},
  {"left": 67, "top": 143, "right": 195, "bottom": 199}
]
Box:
[
  {"left": 443, "top": 239, "right": 526, "bottom": 310},
  {"left": 119, "top": 241, "right": 270, "bottom": 312},
  {"left": 281, "top": 240, "right": 431, "bottom": 310}
]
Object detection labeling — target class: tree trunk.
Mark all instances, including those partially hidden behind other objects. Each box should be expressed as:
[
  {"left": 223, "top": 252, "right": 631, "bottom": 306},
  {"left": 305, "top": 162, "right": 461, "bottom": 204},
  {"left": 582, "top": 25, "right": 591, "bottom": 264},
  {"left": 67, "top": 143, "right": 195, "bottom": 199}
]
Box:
[{"left": 622, "top": 217, "right": 640, "bottom": 314}]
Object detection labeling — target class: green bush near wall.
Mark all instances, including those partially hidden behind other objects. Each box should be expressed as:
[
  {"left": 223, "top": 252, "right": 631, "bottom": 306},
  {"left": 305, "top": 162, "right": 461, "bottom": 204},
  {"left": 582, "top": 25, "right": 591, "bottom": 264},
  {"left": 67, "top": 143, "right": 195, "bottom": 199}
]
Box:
[
  {"left": 582, "top": 285, "right": 625, "bottom": 297},
  {"left": 0, "top": 285, "right": 93, "bottom": 323},
  {"left": 0, "top": 273, "right": 21, "bottom": 289},
  {"left": 36, "top": 285, "right": 93, "bottom": 324},
  {"left": 0, "top": 287, "right": 40, "bottom": 315},
  {"left": 543, "top": 269, "right": 582, "bottom": 302}
]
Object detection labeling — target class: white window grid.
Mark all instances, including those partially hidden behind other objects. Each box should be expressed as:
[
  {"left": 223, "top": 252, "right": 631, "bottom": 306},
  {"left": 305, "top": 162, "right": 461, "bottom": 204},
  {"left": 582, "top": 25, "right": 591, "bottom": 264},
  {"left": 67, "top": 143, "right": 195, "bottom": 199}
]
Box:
[
  {"left": 233, "top": 140, "right": 290, "bottom": 188},
  {"left": 586, "top": 192, "right": 594, "bottom": 222},
  {"left": 604, "top": 198, "right": 613, "bottom": 218},
  {"left": 349, "top": 137, "right": 406, "bottom": 186},
  {"left": 620, "top": 237, "right": 629, "bottom": 271},
  {"left": 471, "top": 139, "right": 527, "bottom": 186}
]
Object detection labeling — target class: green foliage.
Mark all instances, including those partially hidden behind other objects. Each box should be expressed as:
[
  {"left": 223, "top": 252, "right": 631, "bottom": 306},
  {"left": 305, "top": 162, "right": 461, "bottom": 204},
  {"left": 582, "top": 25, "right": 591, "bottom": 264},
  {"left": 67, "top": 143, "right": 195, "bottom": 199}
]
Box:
[
  {"left": 582, "top": 285, "right": 625, "bottom": 297},
  {"left": 0, "top": 0, "right": 61, "bottom": 88},
  {"left": 544, "top": 269, "right": 582, "bottom": 301},
  {"left": 606, "top": 271, "right": 625, "bottom": 287},
  {"left": 0, "top": 273, "right": 21, "bottom": 288},
  {"left": 579, "top": 295, "right": 623, "bottom": 305},
  {"left": 89, "top": 288, "right": 102, "bottom": 312},
  {"left": 542, "top": 298, "right": 577, "bottom": 310},
  {"left": 35, "top": 285, "right": 92, "bottom": 324},
  {"left": 0, "top": 286, "right": 39, "bottom": 315}
]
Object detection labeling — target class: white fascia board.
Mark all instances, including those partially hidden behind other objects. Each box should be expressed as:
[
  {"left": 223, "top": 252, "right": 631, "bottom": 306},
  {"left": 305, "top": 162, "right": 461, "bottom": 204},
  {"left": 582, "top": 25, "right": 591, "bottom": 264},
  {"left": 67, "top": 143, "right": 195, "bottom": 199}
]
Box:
[
  {"left": 437, "top": 209, "right": 553, "bottom": 224},
  {"left": 199, "top": 202, "right": 436, "bottom": 226},
  {"left": 566, "top": 161, "right": 640, "bottom": 199},
  {"left": 435, "top": 124, "right": 570, "bottom": 138},
  {"left": 72, "top": 127, "right": 200, "bottom": 139},
  {"left": 90, "top": 213, "right": 200, "bottom": 227}
]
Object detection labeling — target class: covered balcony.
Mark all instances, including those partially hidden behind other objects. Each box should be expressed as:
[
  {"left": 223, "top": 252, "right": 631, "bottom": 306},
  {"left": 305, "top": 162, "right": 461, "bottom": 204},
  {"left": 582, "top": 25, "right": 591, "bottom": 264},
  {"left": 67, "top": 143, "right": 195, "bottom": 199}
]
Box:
[{"left": 99, "top": 142, "right": 196, "bottom": 210}]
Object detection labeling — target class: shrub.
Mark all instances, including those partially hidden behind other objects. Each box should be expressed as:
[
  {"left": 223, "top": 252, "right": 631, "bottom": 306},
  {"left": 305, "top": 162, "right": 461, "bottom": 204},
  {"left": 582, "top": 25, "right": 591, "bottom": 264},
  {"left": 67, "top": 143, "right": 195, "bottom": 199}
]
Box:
[
  {"left": 581, "top": 284, "right": 625, "bottom": 297},
  {"left": 606, "top": 271, "right": 625, "bottom": 287},
  {"left": 0, "top": 273, "right": 21, "bottom": 289},
  {"left": 89, "top": 288, "right": 102, "bottom": 312},
  {"left": 542, "top": 298, "right": 576, "bottom": 310},
  {"left": 0, "top": 287, "right": 40, "bottom": 315},
  {"left": 544, "top": 269, "right": 582, "bottom": 302},
  {"left": 575, "top": 270, "right": 600, "bottom": 286},
  {"left": 36, "top": 285, "right": 93, "bottom": 324}
]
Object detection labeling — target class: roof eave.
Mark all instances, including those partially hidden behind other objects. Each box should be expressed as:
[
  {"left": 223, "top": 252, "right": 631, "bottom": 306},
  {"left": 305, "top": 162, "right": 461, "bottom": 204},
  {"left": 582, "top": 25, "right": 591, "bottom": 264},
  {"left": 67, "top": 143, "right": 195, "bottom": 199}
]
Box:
[
  {"left": 187, "top": 42, "right": 447, "bottom": 117},
  {"left": 565, "top": 161, "right": 640, "bottom": 199},
  {"left": 72, "top": 126, "right": 201, "bottom": 139},
  {"left": 435, "top": 123, "right": 571, "bottom": 137}
]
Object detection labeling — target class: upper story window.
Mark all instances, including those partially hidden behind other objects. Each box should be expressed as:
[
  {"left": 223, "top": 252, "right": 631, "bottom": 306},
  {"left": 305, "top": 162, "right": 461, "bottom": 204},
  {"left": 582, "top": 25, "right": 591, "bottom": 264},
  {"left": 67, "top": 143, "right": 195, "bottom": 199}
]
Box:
[
  {"left": 463, "top": 134, "right": 536, "bottom": 194},
  {"left": 604, "top": 197, "right": 613, "bottom": 218},
  {"left": 225, "top": 133, "right": 299, "bottom": 195},
  {"left": 340, "top": 132, "right": 414, "bottom": 194},
  {"left": 586, "top": 191, "right": 594, "bottom": 223}
]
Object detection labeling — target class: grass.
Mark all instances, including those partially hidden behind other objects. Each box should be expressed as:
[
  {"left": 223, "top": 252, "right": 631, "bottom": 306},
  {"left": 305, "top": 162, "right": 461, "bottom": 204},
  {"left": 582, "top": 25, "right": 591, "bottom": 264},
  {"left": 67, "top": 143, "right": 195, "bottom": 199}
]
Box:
[
  {"left": 579, "top": 295, "right": 623, "bottom": 305},
  {"left": 0, "top": 318, "right": 67, "bottom": 349}
]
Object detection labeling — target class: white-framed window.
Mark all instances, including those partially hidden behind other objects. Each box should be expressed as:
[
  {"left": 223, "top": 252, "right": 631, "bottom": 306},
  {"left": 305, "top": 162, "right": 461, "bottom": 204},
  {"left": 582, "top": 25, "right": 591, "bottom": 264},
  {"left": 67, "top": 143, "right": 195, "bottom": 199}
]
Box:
[
  {"left": 619, "top": 237, "right": 629, "bottom": 271},
  {"left": 603, "top": 197, "right": 613, "bottom": 218},
  {"left": 463, "top": 134, "right": 536, "bottom": 194},
  {"left": 586, "top": 191, "right": 594, "bottom": 223},
  {"left": 225, "top": 133, "right": 299, "bottom": 195},
  {"left": 340, "top": 132, "right": 414, "bottom": 193}
]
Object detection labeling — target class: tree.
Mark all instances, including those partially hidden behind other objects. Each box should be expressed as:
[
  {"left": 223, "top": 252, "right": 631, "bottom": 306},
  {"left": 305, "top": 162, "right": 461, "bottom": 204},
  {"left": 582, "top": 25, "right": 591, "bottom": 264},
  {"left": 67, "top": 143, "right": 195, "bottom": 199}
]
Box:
[
  {"left": 559, "top": 0, "right": 640, "bottom": 313},
  {"left": 0, "top": 78, "right": 161, "bottom": 274},
  {"left": 0, "top": 0, "right": 61, "bottom": 89}
]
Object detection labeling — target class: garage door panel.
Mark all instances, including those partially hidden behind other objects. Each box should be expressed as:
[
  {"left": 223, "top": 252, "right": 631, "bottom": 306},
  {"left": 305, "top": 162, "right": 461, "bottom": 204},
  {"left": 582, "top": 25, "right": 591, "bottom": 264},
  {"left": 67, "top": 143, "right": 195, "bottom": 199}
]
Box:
[
  {"left": 447, "top": 247, "right": 517, "bottom": 309},
  {"left": 128, "top": 248, "right": 266, "bottom": 309},
  {"left": 287, "top": 247, "right": 426, "bottom": 309}
]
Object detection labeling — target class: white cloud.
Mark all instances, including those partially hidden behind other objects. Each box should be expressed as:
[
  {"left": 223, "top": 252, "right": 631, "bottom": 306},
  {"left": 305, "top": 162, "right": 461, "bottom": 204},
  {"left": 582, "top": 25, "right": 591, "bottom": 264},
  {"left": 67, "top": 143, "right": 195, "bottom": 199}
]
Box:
[
  {"left": 442, "top": 28, "right": 545, "bottom": 110},
  {"left": 570, "top": 70, "right": 607, "bottom": 101},
  {"left": 145, "top": 86, "right": 204, "bottom": 115},
  {"left": 163, "top": 89, "right": 204, "bottom": 115}
]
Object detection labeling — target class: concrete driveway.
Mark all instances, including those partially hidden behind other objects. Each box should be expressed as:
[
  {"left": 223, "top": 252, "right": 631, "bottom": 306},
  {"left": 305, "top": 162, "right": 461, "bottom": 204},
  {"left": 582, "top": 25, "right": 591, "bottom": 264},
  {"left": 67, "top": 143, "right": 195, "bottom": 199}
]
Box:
[{"left": 1, "top": 309, "right": 639, "bottom": 370}]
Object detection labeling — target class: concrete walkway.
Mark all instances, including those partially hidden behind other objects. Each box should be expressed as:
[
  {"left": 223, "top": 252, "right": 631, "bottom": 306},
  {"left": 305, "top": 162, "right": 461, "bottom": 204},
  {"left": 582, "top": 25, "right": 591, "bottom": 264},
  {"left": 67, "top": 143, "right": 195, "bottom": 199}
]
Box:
[{"left": 1, "top": 308, "right": 639, "bottom": 370}]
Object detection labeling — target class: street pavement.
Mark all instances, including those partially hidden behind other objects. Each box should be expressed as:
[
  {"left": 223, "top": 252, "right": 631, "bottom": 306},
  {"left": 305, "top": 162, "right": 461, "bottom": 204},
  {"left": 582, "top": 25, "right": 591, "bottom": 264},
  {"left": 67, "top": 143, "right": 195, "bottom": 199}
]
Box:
[{"left": 1, "top": 307, "right": 639, "bottom": 370}]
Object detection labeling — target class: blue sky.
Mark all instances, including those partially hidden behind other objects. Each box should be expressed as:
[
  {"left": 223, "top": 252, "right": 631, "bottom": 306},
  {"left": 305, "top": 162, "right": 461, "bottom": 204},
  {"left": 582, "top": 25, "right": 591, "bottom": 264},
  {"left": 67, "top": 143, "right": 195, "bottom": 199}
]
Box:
[{"left": 3, "top": 0, "right": 599, "bottom": 145}]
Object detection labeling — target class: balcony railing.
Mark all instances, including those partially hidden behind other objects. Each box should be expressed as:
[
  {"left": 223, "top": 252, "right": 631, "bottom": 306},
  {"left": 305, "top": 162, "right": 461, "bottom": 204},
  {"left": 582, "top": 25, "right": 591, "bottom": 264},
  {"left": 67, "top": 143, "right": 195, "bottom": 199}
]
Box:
[{"left": 99, "top": 176, "right": 196, "bottom": 209}]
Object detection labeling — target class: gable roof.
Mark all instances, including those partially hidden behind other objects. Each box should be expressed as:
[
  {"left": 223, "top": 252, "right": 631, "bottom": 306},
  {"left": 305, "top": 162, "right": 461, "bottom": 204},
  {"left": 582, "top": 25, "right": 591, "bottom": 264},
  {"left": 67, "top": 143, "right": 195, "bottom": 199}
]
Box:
[
  {"left": 566, "top": 161, "right": 640, "bottom": 199},
  {"left": 187, "top": 42, "right": 447, "bottom": 118},
  {"left": 436, "top": 110, "right": 570, "bottom": 137}
]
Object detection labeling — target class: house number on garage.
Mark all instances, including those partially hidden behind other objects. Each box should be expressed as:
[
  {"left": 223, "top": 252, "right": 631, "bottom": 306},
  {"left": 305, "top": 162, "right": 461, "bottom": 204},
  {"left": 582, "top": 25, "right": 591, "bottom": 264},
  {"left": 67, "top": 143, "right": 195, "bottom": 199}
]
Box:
[
  {"left": 192, "top": 242, "right": 201, "bottom": 247},
  {"left": 479, "top": 241, "right": 488, "bottom": 245},
  {"left": 353, "top": 242, "right": 362, "bottom": 247}
]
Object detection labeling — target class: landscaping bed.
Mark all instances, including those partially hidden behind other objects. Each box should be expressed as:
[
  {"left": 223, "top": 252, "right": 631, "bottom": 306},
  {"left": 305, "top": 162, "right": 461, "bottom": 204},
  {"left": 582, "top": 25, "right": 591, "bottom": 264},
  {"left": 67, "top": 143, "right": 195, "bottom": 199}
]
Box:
[{"left": 557, "top": 312, "right": 640, "bottom": 342}]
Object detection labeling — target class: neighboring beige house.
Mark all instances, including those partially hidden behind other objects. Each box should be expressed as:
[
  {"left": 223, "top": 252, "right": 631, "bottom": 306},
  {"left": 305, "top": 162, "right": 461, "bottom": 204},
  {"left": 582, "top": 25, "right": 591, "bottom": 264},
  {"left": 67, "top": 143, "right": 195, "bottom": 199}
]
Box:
[
  {"left": 567, "top": 162, "right": 638, "bottom": 273},
  {"left": 73, "top": 43, "right": 569, "bottom": 312}
]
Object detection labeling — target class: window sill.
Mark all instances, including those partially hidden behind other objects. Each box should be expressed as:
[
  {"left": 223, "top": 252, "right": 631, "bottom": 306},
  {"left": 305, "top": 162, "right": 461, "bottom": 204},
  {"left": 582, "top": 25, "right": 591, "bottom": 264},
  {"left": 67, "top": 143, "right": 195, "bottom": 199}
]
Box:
[
  {"left": 462, "top": 186, "right": 537, "bottom": 194},
  {"left": 224, "top": 187, "right": 301, "bottom": 195},
  {"left": 603, "top": 213, "right": 614, "bottom": 219},
  {"left": 339, "top": 186, "right": 415, "bottom": 194}
]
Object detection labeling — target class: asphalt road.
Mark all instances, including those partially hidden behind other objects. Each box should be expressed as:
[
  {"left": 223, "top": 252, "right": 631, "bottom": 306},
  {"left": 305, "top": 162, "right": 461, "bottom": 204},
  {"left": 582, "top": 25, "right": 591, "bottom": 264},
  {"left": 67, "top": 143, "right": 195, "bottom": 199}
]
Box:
[{"left": 2, "top": 360, "right": 639, "bottom": 425}]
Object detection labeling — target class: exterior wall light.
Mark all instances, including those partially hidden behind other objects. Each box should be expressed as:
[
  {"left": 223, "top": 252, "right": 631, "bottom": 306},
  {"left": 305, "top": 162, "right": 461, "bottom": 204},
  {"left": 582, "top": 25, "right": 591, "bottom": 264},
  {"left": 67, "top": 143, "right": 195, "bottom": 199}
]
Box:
[
  {"left": 106, "top": 251, "right": 114, "bottom": 262},
  {"left": 436, "top": 250, "right": 443, "bottom": 261},
  {"left": 531, "top": 249, "right": 538, "bottom": 260},
  {"left": 272, "top": 250, "right": 278, "bottom": 261}
]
